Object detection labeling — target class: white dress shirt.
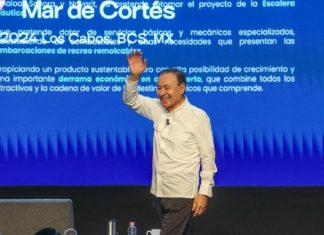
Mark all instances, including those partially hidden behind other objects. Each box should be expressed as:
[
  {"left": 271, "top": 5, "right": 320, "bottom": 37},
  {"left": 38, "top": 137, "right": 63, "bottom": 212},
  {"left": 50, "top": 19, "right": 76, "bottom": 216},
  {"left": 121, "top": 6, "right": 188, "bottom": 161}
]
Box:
[{"left": 123, "top": 80, "right": 217, "bottom": 198}]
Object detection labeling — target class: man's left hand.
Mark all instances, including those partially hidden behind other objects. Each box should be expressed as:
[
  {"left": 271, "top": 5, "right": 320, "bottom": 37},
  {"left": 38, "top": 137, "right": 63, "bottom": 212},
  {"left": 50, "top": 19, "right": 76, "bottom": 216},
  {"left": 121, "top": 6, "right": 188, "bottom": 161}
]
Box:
[{"left": 192, "top": 194, "right": 208, "bottom": 218}]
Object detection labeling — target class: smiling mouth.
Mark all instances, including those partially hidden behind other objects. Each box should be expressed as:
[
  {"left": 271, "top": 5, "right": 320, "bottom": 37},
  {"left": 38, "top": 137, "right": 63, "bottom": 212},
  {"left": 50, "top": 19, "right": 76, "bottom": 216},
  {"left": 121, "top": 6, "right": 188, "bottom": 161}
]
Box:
[{"left": 160, "top": 97, "right": 170, "bottom": 101}]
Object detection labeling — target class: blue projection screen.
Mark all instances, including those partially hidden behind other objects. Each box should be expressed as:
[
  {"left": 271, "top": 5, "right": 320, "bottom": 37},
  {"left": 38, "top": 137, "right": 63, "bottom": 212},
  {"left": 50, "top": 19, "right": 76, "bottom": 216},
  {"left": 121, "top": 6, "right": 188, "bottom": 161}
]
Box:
[{"left": 0, "top": 0, "right": 323, "bottom": 186}]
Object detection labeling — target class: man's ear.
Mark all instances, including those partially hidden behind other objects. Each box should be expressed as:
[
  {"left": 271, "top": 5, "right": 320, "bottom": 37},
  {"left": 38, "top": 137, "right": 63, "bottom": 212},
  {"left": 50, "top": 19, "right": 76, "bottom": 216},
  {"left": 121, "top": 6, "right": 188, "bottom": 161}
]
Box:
[{"left": 179, "top": 83, "right": 186, "bottom": 95}]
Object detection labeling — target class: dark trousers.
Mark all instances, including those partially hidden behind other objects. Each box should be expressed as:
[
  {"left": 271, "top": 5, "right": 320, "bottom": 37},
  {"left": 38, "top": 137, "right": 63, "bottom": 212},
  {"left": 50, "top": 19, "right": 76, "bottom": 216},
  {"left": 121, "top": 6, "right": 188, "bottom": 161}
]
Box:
[{"left": 154, "top": 197, "right": 194, "bottom": 235}]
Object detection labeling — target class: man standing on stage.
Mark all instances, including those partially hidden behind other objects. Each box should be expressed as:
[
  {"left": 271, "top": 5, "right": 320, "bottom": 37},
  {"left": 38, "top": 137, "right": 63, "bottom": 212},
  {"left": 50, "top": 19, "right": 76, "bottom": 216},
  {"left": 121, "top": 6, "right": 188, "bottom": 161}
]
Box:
[{"left": 123, "top": 51, "right": 217, "bottom": 235}]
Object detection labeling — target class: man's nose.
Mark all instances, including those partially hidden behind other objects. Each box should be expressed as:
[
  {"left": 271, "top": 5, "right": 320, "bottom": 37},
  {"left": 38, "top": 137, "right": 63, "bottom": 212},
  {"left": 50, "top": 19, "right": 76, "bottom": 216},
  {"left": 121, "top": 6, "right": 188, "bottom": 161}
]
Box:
[{"left": 158, "top": 88, "right": 166, "bottom": 96}]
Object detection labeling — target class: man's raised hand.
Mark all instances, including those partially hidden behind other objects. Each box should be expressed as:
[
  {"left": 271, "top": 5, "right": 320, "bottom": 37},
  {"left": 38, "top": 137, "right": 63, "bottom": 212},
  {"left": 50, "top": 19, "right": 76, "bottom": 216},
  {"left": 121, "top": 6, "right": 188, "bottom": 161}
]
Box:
[{"left": 127, "top": 51, "right": 147, "bottom": 80}]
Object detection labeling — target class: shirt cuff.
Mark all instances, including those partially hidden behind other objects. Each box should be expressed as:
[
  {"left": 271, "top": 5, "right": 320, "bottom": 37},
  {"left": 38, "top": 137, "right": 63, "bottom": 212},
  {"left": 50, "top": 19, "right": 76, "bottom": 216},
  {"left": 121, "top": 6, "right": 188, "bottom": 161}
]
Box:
[
  {"left": 198, "top": 183, "right": 213, "bottom": 198},
  {"left": 126, "top": 79, "right": 139, "bottom": 88}
]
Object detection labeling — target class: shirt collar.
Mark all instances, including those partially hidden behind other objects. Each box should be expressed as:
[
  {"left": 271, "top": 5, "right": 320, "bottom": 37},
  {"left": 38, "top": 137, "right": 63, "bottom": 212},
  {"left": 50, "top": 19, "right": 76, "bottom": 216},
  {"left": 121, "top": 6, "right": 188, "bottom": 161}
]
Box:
[{"left": 166, "top": 96, "right": 189, "bottom": 117}]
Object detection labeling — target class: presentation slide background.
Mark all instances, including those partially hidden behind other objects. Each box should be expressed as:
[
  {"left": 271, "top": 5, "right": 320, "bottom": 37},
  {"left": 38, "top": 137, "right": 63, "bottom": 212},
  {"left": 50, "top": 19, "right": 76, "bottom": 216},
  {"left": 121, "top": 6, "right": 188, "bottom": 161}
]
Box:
[{"left": 0, "top": 0, "right": 323, "bottom": 186}]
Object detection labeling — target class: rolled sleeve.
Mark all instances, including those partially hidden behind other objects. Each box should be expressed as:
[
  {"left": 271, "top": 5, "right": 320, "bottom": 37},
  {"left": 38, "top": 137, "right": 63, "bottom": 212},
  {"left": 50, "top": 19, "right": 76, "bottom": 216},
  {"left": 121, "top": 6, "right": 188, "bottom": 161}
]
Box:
[
  {"left": 123, "top": 80, "right": 159, "bottom": 121},
  {"left": 196, "top": 113, "right": 217, "bottom": 197}
]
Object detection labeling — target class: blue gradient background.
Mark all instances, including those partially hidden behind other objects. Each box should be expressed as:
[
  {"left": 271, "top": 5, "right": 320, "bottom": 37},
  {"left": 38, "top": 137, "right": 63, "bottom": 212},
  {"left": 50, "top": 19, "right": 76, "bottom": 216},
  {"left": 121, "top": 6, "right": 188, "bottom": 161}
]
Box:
[{"left": 0, "top": 0, "right": 323, "bottom": 186}]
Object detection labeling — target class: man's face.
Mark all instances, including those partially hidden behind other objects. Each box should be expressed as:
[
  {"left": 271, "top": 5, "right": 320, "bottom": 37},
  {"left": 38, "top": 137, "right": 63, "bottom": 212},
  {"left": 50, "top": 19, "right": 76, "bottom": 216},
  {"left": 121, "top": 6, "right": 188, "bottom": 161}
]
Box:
[{"left": 157, "top": 72, "right": 185, "bottom": 112}]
